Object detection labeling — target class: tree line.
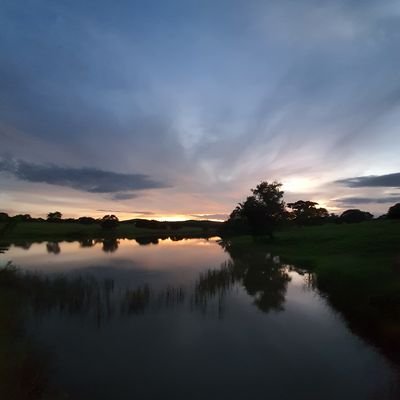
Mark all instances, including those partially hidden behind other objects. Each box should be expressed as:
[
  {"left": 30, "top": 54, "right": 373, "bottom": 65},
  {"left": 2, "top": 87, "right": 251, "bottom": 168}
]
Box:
[
  {"left": 0, "top": 211, "right": 119, "bottom": 230},
  {"left": 223, "top": 181, "right": 400, "bottom": 237}
]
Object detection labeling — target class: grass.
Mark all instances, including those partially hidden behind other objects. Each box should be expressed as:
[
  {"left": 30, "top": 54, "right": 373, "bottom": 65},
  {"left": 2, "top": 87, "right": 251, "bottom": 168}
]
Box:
[{"left": 0, "top": 221, "right": 213, "bottom": 241}]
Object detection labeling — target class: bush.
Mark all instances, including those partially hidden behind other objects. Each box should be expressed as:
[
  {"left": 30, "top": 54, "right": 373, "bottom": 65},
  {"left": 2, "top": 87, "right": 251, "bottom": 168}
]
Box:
[{"left": 387, "top": 203, "right": 400, "bottom": 220}]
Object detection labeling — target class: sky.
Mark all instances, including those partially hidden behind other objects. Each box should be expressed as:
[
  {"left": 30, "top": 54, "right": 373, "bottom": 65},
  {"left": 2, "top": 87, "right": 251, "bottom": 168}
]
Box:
[{"left": 1, "top": 0, "right": 400, "bottom": 220}]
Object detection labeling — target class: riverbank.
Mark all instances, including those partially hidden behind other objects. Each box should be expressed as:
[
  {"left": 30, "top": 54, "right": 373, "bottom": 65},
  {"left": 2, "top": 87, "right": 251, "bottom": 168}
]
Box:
[
  {"left": 226, "top": 219, "right": 400, "bottom": 365},
  {"left": 0, "top": 220, "right": 221, "bottom": 241}
]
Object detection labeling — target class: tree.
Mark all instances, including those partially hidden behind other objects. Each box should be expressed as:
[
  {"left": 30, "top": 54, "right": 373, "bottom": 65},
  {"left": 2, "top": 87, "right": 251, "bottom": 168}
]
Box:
[
  {"left": 287, "top": 200, "right": 329, "bottom": 225},
  {"left": 12, "top": 214, "right": 32, "bottom": 222},
  {"left": 0, "top": 212, "right": 9, "bottom": 221},
  {"left": 387, "top": 203, "right": 400, "bottom": 219},
  {"left": 101, "top": 214, "right": 119, "bottom": 230},
  {"left": 339, "top": 209, "right": 373, "bottom": 223},
  {"left": 225, "top": 181, "right": 285, "bottom": 237},
  {"left": 78, "top": 216, "right": 96, "bottom": 225},
  {"left": 47, "top": 211, "right": 62, "bottom": 222}
]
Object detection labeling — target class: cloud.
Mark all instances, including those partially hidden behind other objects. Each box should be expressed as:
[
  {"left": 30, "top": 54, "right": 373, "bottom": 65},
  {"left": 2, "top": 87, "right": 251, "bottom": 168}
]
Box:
[
  {"left": 0, "top": 157, "right": 168, "bottom": 194},
  {"left": 333, "top": 195, "right": 400, "bottom": 205},
  {"left": 97, "top": 209, "right": 154, "bottom": 215},
  {"left": 111, "top": 193, "right": 138, "bottom": 200},
  {"left": 191, "top": 213, "right": 228, "bottom": 220},
  {"left": 1, "top": 1, "right": 400, "bottom": 217},
  {"left": 335, "top": 173, "right": 400, "bottom": 188}
]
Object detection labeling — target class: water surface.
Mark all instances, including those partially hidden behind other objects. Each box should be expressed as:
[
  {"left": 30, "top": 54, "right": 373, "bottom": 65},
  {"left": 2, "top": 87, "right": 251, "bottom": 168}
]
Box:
[{"left": 1, "top": 238, "right": 398, "bottom": 399}]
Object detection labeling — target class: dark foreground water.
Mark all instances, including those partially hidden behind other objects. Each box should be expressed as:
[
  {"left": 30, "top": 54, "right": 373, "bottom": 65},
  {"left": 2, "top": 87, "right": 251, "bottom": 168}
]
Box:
[{"left": 0, "top": 237, "right": 399, "bottom": 399}]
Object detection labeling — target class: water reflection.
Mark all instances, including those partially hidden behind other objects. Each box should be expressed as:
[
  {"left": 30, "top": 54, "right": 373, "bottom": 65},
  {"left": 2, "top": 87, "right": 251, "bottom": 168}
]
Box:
[
  {"left": 0, "top": 242, "right": 310, "bottom": 326},
  {"left": 0, "top": 264, "right": 190, "bottom": 326},
  {"left": 102, "top": 238, "right": 119, "bottom": 253},
  {"left": 79, "top": 238, "right": 95, "bottom": 248},
  {"left": 1, "top": 238, "right": 399, "bottom": 400},
  {"left": 0, "top": 242, "right": 10, "bottom": 254},
  {"left": 13, "top": 242, "right": 32, "bottom": 250},
  {"left": 135, "top": 237, "right": 159, "bottom": 246},
  {"left": 46, "top": 241, "right": 61, "bottom": 254}
]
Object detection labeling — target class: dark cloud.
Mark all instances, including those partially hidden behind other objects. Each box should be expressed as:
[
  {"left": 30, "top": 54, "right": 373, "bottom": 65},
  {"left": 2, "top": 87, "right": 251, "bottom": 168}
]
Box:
[
  {"left": 111, "top": 193, "right": 138, "bottom": 200},
  {"left": 336, "top": 173, "right": 400, "bottom": 188},
  {"left": 0, "top": 157, "right": 168, "bottom": 194},
  {"left": 334, "top": 195, "right": 400, "bottom": 205}
]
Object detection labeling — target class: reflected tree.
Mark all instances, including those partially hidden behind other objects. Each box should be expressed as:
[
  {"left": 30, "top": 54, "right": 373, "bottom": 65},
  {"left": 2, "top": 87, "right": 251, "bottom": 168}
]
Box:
[
  {"left": 194, "top": 240, "right": 291, "bottom": 314},
  {"left": 13, "top": 242, "right": 32, "bottom": 250},
  {"left": 102, "top": 238, "right": 119, "bottom": 253},
  {"left": 0, "top": 242, "right": 11, "bottom": 254},
  {"left": 135, "top": 237, "right": 159, "bottom": 246},
  {"left": 46, "top": 242, "right": 61, "bottom": 254},
  {"left": 79, "top": 239, "right": 95, "bottom": 248}
]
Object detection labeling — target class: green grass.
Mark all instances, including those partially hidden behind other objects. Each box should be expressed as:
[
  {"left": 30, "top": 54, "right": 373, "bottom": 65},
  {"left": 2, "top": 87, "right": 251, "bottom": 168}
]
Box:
[
  {"left": 229, "top": 220, "right": 400, "bottom": 297},
  {"left": 0, "top": 221, "right": 212, "bottom": 241}
]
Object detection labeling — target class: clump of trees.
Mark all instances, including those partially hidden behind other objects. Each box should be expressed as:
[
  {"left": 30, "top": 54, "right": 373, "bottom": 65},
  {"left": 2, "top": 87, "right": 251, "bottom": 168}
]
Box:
[
  {"left": 387, "top": 203, "right": 400, "bottom": 219},
  {"left": 0, "top": 212, "right": 9, "bottom": 221},
  {"left": 223, "top": 180, "right": 400, "bottom": 237},
  {"left": 47, "top": 211, "right": 62, "bottom": 222},
  {"left": 77, "top": 217, "right": 96, "bottom": 225},
  {"left": 224, "top": 181, "right": 285, "bottom": 237},
  {"left": 286, "top": 200, "right": 330, "bottom": 226},
  {"left": 224, "top": 181, "right": 339, "bottom": 236},
  {"left": 100, "top": 214, "right": 119, "bottom": 230},
  {"left": 339, "top": 209, "right": 373, "bottom": 224}
]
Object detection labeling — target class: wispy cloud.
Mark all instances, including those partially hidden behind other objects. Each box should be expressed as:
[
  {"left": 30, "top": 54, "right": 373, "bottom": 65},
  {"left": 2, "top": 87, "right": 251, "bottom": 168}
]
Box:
[
  {"left": 0, "top": 157, "right": 168, "bottom": 194},
  {"left": 96, "top": 209, "right": 155, "bottom": 215},
  {"left": 336, "top": 173, "right": 400, "bottom": 188},
  {"left": 111, "top": 193, "right": 138, "bottom": 200},
  {"left": 333, "top": 195, "right": 400, "bottom": 205}
]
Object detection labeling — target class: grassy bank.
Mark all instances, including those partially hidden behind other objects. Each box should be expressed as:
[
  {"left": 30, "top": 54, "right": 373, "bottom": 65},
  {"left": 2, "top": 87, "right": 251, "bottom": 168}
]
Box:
[
  {"left": 0, "top": 221, "right": 219, "bottom": 241},
  {"left": 226, "top": 219, "right": 400, "bottom": 365}
]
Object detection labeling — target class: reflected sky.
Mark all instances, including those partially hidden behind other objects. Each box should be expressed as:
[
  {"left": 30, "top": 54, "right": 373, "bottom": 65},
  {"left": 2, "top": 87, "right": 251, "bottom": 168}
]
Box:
[{"left": 1, "top": 237, "right": 399, "bottom": 399}]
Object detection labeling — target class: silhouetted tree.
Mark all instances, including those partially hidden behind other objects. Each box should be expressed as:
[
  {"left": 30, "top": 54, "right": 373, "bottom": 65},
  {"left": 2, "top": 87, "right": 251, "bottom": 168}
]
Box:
[
  {"left": 101, "top": 214, "right": 119, "bottom": 230},
  {"left": 287, "top": 200, "right": 329, "bottom": 225},
  {"left": 0, "top": 212, "right": 9, "bottom": 221},
  {"left": 47, "top": 211, "right": 62, "bottom": 222},
  {"left": 387, "top": 203, "right": 400, "bottom": 219},
  {"left": 12, "top": 214, "right": 32, "bottom": 222},
  {"left": 339, "top": 209, "right": 373, "bottom": 223},
  {"left": 78, "top": 216, "right": 96, "bottom": 224},
  {"left": 225, "top": 181, "right": 285, "bottom": 237}
]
